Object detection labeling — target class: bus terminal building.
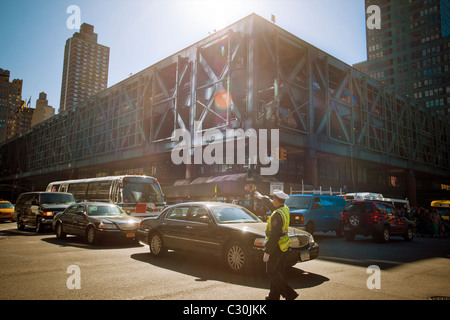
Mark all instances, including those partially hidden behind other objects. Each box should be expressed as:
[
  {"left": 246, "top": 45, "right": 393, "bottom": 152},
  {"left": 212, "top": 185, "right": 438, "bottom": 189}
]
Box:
[{"left": 1, "top": 14, "right": 449, "bottom": 206}]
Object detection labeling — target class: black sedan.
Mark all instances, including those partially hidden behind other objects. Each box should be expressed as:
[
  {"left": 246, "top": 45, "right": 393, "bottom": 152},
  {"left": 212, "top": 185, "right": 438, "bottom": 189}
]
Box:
[
  {"left": 137, "top": 202, "right": 319, "bottom": 273},
  {"left": 52, "top": 202, "right": 141, "bottom": 245}
]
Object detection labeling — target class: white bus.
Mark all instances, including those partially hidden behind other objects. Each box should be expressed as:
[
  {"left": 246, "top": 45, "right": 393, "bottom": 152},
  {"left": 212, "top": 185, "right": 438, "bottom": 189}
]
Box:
[{"left": 46, "top": 175, "right": 166, "bottom": 218}]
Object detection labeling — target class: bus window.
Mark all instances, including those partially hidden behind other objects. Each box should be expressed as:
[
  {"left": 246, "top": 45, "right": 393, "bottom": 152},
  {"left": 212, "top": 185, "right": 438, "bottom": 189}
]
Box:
[
  {"left": 68, "top": 183, "right": 89, "bottom": 202},
  {"left": 87, "top": 181, "right": 112, "bottom": 202}
]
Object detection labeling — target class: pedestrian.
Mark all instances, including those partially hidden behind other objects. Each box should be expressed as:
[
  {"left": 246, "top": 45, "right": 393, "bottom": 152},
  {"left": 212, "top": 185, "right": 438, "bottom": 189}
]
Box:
[
  {"left": 255, "top": 190, "right": 298, "bottom": 300},
  {"left": 430, "top": 209, "right": 441, "bottom": 238}
]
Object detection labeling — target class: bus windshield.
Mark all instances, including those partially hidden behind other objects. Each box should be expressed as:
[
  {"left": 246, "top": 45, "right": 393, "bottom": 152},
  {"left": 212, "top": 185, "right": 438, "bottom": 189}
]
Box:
[{"left": 123, "top": 178, "right": 163, "bottom": 203}]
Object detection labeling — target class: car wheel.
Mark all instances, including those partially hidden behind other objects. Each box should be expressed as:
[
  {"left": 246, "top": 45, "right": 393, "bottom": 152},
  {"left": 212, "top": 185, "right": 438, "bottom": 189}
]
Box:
[
  {"left": 86, "top": 226, "right": 98, "bottom": 245},
  {"left": 55, "top": 222, "right": 67, "bottom": 240},
  {"left": 377, "top": 226, "right": 390, "bottom": 243},
  {"left": 404, "top": 226, "right": 414, "bottom": 241},
  {"left": 224, "top": 241, "right": 249, "bottom": 273},
  {"left": 17, "top": 216, "right": 25, "bottom": 230},
  {"left": 149, "top": 232, "right": 166, "bottom": 257},
  {"left": 305, "top": 221, "right": 315, "bottom": 235}
]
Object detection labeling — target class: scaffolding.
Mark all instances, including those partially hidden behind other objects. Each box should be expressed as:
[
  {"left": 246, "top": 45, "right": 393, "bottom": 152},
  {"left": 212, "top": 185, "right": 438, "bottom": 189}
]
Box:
[{"left": 0, "top": 14, "right": 449, "bottom": 190}]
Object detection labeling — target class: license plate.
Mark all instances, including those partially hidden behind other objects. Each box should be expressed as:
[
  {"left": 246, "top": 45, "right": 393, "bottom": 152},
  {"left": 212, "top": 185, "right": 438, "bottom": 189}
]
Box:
[
  {"left": 126, "top": 233, "right": 135, "bottom": 238},
  {"left": 300, "top": 252, "right": 310, "bottom": 261},
  {"left": 344, "top": 226, "right": 351, "bottom": 231}
]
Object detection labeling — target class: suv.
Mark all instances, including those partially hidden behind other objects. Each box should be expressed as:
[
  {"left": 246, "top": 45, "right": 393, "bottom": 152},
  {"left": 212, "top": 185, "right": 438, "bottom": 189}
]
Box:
[
  {"left": 341, "top": 200, "right": 415, "bottom": 243},
  {"left": 14, "top": 192, "right": 75, "bottom": 232}
]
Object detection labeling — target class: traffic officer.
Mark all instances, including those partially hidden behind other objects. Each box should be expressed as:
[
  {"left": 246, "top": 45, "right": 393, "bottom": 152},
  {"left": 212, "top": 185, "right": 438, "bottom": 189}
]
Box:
[{"left": 255, "top": 190, "right": 298, "bottom": 300}]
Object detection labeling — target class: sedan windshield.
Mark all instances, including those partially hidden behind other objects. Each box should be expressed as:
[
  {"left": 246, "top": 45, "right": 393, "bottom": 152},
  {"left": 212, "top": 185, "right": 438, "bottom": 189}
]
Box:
[
  {"left": 88, "top": 205, "right": 125, "bottom": 216},
  {"left": 210, "top": 205, "right": 261, "bottom": 224}
]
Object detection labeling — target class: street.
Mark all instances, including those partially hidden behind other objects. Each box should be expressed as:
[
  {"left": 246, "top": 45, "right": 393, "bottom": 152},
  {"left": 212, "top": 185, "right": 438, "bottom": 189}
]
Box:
[{"left": 0, "top": 221, "right": 449, "bottom": 301}]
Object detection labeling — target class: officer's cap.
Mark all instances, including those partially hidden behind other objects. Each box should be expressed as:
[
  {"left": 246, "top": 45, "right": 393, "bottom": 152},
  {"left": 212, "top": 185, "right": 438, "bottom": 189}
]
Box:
[{"left": 273, "top": 190, "right": 289, "bottom": 200}]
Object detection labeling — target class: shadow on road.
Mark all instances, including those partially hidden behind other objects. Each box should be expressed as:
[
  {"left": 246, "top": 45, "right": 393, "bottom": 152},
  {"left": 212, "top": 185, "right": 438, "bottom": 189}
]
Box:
[
  {"left": 131, "top": 250, "right": 329, "bottom": 290},
  {"left": 42, "top": 235, "right": 143, "bottom": 250},
  {"left": 313, "top": 232, "right": 450, "bottom": 269}
]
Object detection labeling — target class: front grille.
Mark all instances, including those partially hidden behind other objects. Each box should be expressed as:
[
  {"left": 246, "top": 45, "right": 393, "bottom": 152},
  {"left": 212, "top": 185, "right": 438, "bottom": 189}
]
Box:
[{"left": 116, "top": 222, "right": 139, "bottom": 231}]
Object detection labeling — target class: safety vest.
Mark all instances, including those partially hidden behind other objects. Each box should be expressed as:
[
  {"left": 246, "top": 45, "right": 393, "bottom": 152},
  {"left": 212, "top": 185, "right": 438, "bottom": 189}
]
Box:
[{"left": 266, "top": 205, "right": 291, "bottom": 252}]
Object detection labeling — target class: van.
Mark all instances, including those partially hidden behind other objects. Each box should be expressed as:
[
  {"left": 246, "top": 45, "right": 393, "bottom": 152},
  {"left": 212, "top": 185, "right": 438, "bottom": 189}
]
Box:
[
  {"left": 14, "top": 192, "right": 75, "bottom": 232},
  {"left": 285, "top": 194, "right": 346, "bottom": 236}
]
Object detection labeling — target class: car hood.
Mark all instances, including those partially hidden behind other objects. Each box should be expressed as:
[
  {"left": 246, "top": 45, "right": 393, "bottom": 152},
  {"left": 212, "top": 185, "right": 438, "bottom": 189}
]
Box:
[
  {"left": 288, "top": 209, "right": 309, "bottom": 214},
  {"left": 219, "top": 222, "right": 310, "bottom": 237}
]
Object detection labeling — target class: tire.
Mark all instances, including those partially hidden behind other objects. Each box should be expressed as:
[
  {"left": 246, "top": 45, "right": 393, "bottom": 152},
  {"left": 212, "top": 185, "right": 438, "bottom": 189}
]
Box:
[
  {"left": 55, "top": 222, "right": 67, "bottom": 240},
  {"left": 349, "top": 215, "right": 361, "bottom": 229},
  {"left": 305, "top": 221, "right": 315, "bottom": 235},
  {"left": 377, "top": 225, "right": 390, "bottom": 243},
  {"left": 149, "top": 232, "right": 166, "bottom": 257},
  {"left": 403, "top": 226, "right": 414, "bottom": 241},
  {"left": 224, "top": 241, "right": 249, "bottom": 273},
  {"left": 86, "top": 226, "right": 98, "bottom": 245}
]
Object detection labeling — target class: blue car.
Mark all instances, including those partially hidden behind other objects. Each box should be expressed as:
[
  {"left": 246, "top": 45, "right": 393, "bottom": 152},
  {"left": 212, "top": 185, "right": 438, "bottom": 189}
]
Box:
[{"left": 285, "top": 194, "right": 346, "bottom": 236}]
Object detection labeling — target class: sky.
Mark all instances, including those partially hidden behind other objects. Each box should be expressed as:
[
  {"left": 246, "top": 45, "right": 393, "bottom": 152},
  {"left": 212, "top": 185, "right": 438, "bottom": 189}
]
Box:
[{"left": 0, "top": 0, "right": 367, "bottom": 113}]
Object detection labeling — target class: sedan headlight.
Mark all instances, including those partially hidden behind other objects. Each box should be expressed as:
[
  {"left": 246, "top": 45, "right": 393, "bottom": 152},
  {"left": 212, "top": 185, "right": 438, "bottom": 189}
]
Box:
[
  {"left": 98, "top": 221, "right": 118, "bottom": 230},
  {"left": 253, "top": 237, "right": 267, "bottom": 248}
]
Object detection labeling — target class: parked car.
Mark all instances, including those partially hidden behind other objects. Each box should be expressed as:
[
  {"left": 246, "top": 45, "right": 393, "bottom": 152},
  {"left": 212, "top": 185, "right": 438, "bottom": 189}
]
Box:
[
  {"left": 0, "top": 200, "right": 15, "bottom": 222},
  {"left": 284, "top": 194, "right": 346, "bottom": 236},
  {"left": 137, "top": 202, "right": 319, "bottom": 273},
  {"left": 14, "top": 192, "right": 75, "bottom": 232},
  {"left": 341, "top": 200, "right": 415, "bottom": 243},
  {"left": 52, "top": 202, "right": 141, "bottom": 245}
]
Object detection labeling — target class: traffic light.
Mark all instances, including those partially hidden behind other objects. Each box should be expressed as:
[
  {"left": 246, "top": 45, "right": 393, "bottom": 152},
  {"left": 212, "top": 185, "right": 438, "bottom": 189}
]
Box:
[
  {"left": 280, "top": 147, "right": 287, "bottom": 161},
  {"left": 272, "top": 147, "right": 287, "bottom": 161}
]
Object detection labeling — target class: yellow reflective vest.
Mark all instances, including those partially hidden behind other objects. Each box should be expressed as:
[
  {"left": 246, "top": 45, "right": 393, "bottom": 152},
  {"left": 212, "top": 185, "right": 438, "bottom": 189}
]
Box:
[{"left": 266, "top": 205, "right": 291, "bottom": 252}]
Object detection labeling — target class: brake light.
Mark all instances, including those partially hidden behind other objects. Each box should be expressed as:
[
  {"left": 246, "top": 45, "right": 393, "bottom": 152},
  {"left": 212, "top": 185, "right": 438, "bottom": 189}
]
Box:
[{"left": 43, "top": 211, "right": 53, "bottom": 217}]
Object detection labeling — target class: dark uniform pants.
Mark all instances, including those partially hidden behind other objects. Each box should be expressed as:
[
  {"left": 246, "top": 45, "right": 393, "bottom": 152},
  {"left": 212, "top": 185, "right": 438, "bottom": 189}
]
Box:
[{"left": 266, "top": 247, "right": 297, "bottom": 300}]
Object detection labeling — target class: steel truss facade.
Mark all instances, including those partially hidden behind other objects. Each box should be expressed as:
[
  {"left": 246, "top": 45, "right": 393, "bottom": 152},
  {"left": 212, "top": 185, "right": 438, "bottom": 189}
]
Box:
[{"left": 1, "top": 14, "right": 449, "bottom": 194}]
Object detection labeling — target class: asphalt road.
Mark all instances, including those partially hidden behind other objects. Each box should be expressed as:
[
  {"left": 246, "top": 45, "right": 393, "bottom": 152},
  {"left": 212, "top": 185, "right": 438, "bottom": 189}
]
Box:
[{"left": 0, "top": 221, "right": 449, "bottom": 301}]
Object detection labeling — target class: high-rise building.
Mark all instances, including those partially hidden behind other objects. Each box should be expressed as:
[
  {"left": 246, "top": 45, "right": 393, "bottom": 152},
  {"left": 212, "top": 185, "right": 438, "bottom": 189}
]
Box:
[
  {"left": 0, "top": 68, "right": 26, "bottom": 142},
  {"left": 59, "top": 23, "right": 110, "bottom": 113},
  {"left": 354, "top": 0, "right": 450, "bottom": 115},
  {"left": 31, "top": 92, "right": 55, "bottom": 127}
]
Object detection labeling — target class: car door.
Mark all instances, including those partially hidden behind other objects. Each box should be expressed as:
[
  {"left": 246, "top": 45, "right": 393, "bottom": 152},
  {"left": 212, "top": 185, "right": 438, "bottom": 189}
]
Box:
[
  {"left": 71, "top": 204, "right": 89, "bottom": 236},
  {"left": 60, "top": 205, "right": 78, "bottom": 234},
  {"left": 381, "top": 203, "right": 400, "bottom": 233},
  {"left": 28, "top": 194, "right": 40, "bottom": 225},
  {"left": 390, "top": 206, "right": 406, "bottom": 234},
  {"left": 310, "top": 196, "right": 326, "bottom": 231},
  {"left": 161, "top": 206, "right": 190, "bottom": 250},
  {"left": 185, "top": 206, "right": 221, "bottom": 254}
]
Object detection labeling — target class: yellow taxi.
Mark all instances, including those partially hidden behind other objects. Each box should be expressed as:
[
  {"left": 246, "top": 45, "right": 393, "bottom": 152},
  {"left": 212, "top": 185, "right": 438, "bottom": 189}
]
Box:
[{"left": 0, "top": 200, "right": 15, "bottom": 221}]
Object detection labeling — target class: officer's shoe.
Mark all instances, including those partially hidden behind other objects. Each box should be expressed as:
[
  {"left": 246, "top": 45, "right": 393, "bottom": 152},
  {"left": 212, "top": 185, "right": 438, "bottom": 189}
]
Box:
[{"left": 285, "top": 291, "right": 299, "bottom": 300}]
